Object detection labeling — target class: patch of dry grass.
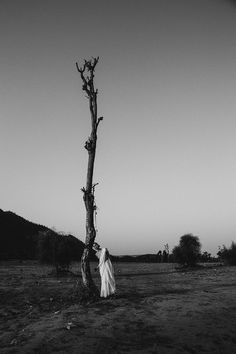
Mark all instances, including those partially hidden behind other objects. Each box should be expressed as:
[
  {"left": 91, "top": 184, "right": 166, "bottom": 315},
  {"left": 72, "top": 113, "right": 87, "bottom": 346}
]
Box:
[{"left": 0, "top": 261, "right": 236, "bottom": 353}]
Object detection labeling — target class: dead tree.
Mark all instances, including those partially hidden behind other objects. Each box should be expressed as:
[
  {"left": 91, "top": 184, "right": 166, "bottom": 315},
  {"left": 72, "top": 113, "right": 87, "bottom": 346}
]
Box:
[{"left": 76, "top": 57, "right": 102, "bottom": 296}]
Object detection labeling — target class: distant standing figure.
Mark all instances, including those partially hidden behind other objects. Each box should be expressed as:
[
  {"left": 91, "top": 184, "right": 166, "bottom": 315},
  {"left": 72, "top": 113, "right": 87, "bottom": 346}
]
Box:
[{"left": 93, "top": 242, "right": 116, "bottom": 298}]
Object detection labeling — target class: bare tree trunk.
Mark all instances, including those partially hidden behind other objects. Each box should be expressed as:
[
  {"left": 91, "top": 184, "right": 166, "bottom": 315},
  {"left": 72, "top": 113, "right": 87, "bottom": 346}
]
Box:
[{"left": 76, "top": 57, "right": 103, "bottom": 296}]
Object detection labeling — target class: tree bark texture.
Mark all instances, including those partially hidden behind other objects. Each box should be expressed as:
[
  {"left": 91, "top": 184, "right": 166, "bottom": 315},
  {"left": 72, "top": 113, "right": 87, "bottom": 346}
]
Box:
[{"left": 76, "top": 57, "right": 102, "bottom": 295}]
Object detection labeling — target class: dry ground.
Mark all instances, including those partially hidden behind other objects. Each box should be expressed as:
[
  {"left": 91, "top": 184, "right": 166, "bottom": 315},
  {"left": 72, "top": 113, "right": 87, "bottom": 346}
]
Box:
[{"left": 0, "top": 261, "right": 236, "bottom": 353}]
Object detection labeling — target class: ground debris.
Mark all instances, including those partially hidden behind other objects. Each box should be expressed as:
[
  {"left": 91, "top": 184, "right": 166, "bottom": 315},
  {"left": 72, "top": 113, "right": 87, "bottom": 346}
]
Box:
[
  {"left": 10, "top": 338, "right": 17, "bottom": 346},
  {"left": 66, "top": 322, "right": 74, "bottom": 330}
]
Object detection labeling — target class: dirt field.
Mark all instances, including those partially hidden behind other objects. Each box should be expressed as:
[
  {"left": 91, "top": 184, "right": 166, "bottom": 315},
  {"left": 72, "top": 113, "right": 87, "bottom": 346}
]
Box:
[{"left": 0, "top": 261, "right": 236, "bottom": 354}]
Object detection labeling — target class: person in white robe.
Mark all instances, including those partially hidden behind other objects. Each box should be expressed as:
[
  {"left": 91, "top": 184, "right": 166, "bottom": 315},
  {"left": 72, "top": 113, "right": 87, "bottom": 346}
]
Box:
[{"left": 93, "top": 242, "right": 116, "bottom": 298}]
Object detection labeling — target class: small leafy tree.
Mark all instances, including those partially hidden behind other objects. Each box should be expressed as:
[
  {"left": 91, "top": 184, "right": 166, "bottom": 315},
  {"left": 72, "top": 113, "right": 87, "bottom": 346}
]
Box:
[
  {"left": 37, "top": 231, "right": 76, "bottom": 274},
  {"left": 156, "top": 250, "right": 162, "bottom": 263},
  {"left": 173, "top": 234, "right": 201, "bottom": 267},
  {"left": 163, "top": 244, "right": 169, "bottom": 263},
  {"left": 217, "top": 242, "right": 236, "bottom": 265}
]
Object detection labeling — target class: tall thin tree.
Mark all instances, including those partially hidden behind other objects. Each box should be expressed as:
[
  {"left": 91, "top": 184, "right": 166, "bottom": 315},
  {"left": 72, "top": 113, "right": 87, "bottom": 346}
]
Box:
[{"left": 76, "top": 57, "right": 102, "bottom": 295}]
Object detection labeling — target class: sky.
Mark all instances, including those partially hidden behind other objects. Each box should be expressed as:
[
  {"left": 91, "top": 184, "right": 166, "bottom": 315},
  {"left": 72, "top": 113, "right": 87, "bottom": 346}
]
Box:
[{"left": 1, "top": 0, "right": 236, "bottom": 256}]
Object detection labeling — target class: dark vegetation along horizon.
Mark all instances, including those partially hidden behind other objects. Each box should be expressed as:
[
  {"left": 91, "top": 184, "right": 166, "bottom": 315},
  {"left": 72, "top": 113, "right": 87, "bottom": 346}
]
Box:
[
  {"left": 0, "top": 209, "right": 86, "bottom": 264},
  {"left": 0, "top": 209, "right": 235, "bottom": 269}
]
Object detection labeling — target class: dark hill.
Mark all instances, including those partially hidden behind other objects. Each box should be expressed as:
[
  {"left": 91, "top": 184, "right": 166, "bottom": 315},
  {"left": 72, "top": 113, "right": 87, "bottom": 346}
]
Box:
[{"left": 0, "top": 209, "right": 85, "bottom": 261}]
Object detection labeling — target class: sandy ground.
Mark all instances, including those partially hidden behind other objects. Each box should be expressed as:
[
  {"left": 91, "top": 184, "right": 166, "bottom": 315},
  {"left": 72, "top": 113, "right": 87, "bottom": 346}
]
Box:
[{"left": 0, "top": 261, "right": 236, "bottom": 353}]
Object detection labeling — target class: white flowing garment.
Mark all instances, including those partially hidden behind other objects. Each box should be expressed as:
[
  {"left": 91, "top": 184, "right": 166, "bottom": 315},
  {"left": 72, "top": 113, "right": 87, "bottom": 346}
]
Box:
[{"left": 97, "top": 248, "right": 116, "bottom": 298}]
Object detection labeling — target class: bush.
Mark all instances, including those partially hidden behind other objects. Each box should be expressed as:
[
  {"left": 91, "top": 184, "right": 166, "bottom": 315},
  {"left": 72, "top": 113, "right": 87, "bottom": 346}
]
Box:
[
  {"left": 173, "top": 234, "right": 201, "bottom": 267},
  {"left": 217, "top": 242, "right": 236, "bottom": 265},
  {"left": 37, "top": 231, "right": 82, "bottom": 273},
  {"left": 199, "top": 251, "right": 212, "bottom": 263}
]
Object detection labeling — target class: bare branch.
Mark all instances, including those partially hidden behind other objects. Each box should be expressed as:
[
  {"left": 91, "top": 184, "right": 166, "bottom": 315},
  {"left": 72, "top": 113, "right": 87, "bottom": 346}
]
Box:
[
  {"left": 76, "top": 62, "right": 85, "bottom": 74},
  {"left": 96, "top": 116, "right": 103, "bottom": 129},
  {"left": 92, "top": 182, "right": 99, "bottom": 195},
  {"left": 76, "top": 62, "right": 90, "bottom": 95},
  {"left": 92, "top": 57, "right": 99, "bottom": 71},
  {"left": 76, "top": 58, "right": 99, "bottom": 97}
]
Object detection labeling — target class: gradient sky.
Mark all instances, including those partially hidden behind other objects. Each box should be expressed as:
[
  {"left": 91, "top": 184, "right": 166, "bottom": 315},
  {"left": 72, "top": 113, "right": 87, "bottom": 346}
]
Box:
[{"left": 1, "top": 0, "right": 236, "bottom": 255}]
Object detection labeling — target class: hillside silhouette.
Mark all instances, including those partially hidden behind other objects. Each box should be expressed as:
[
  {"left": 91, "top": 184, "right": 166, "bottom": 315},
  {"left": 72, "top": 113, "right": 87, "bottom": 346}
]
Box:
[{"left": 0, "top": 209, "right": 85, "bottom": 260}]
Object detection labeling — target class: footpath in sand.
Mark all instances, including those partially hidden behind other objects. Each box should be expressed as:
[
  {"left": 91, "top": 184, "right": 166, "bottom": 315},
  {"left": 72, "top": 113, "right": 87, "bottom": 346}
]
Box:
[{"left": 0, "top": 262, "right": 236, "bottom": 353}]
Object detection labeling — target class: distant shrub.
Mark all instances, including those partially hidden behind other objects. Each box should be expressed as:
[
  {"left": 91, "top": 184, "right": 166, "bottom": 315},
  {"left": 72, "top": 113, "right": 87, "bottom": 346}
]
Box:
[
  {"left": 162, "top": 250, "right": 169, "bottom": 263},
  {"left": 173, "top": 234, "right": 201, "bottom": 267},
  {"left": 56, "top": 237, "right": 72, "bottom": 271},
  {"left": 199, "top": 251, "right": 212, "bottom": 263},
  {"left": 37, "top": 230, "right": 83, "bottom": 274},
  {"left": 217, "top": 242, "right": 236, "bottom": 266}
]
